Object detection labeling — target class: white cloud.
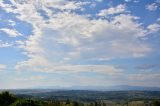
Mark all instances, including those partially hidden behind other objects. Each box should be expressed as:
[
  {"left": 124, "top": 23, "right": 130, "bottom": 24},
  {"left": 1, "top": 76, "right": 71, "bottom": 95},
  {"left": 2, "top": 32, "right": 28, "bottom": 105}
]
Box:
[
  {"left": 0, "top": 40, "right": 13, "bottom": 48},
  {"left": 0, "top": 0, "right": 153, "bottom": 73},
  {"left": 0, "top": 28, "right": 22, "bottom": 37},
  {"left": 96, "top": 0, "right": 103, "bottom": 2},
  {"left": 127, "top": 71, "right": 160, "bottom": 87},
  {"left": 16, "top": 62, "right": 123, "bottom": 75},
  {"left": 8, "top": 73, "right": 120, "bottom": 88},
  {"left": 147, "top": 23, "right": 160, "bottom": 34},
  {"left": 9, "top": 0, "right": 90, "bottom": 13},
  {"left": 146, "top": 3, "right": 158, "bottom": 11},
  {"left": 125, "top": 0, "right": 132, "bottom": 2},
  {"left": 97, "top": 4, "right": 127, "bottom": 16},
  {"left": 0, "top": 64, "right": 6, "bottom": 71},
  {"left": 8, "top": 20, "right": 16, "bottom": 26},
  {"left": 15, "top": 12, "right": 151, "bottom": 73},
  {"left": 133, "top": 0, "right": 140, "bottom": 3},
  {"left": 14, "top": 75, "right": 45, "bottom": 81}
]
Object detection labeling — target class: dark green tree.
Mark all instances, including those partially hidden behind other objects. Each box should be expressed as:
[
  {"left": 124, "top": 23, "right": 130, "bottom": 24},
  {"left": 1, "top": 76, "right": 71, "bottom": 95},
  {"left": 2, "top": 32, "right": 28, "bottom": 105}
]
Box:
[
  {"left": 10, "top": 99, "right": 42, "bottom": 106},
  {"left": 95, "top": 102, "right": 98, "bottom": 106},
  {"left": 65, "top": 99, "right": 71, "bottom": 105},
  {"left": 73, "top": 101, "right": 79, "bottom": 106},
  {"left": 0, "top": 91, "right": 17, "bottom": 106},
  {"left": 152, "top": 100, "right": 160, "bottom": 106}
]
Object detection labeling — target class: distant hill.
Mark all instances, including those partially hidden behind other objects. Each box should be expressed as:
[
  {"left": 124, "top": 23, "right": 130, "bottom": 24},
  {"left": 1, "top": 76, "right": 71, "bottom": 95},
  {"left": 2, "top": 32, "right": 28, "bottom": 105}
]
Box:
[
  {"left": 7, "top": 90, "right": 160, "bottom": 102},
  {"left": 41, "top": 85, "right": 160, "bottom": 91},
  {"left": 1, "top": 85, "right": 160, "bottom": 92},
  {"left": 1, "top": 86, "right": 160, "bottom": 102},
  {"left": 103, "top": 85, "right": 160, "bottom": 91}
]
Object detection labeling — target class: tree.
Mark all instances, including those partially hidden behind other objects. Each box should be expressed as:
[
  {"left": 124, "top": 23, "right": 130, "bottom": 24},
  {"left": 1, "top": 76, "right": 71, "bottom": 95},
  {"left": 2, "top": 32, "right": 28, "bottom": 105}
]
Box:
[
  {"left": 152, "top": 100, "right": 160, "bottom": 106},
  {"left": 0, "top": 91, "right": 17, "bottom": 106},
  {"left": 10, "top": 99, "right": 42, "bottom": 106},
  {"left": 73, "top": 101, "right": 79, "bottom": 106},
  {"left": 65, "top": 99, "right": 71, "bottom": 105}
]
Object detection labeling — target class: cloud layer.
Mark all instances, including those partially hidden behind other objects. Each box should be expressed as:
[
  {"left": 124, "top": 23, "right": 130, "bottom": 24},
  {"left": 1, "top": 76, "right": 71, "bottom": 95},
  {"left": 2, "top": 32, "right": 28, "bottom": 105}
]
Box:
[
  {"left": 0, "top": 0, "right": 160, "bottom": 88},
  {"left": 2, "top": 1, "right": 153, "bottom": 73}
]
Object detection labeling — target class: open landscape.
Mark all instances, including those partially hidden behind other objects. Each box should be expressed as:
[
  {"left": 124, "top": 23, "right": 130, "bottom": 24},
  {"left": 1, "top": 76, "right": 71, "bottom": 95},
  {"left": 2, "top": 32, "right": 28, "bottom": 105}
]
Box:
[
  {"left": 0, "top": 89, "right": 160, "bottom": 106},
  {"left": 0, "top": 0, "right": 160, "bottom": 106}
]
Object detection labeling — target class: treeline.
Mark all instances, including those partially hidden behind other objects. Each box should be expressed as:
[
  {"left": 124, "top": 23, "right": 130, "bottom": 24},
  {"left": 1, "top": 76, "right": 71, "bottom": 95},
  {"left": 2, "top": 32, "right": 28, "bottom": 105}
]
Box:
[
  {"left": 0, "top": 91, "right": 81, "bottom": 106},
  {"left": 0, "top": 91, "right": 160, "bottom": 106},
  {"left": 0, "top": 91, "right": 41, "bottom": 106}
]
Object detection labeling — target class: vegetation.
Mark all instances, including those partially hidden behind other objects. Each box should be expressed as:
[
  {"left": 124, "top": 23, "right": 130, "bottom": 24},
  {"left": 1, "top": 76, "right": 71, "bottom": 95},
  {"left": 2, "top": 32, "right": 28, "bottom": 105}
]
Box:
[
  {"left": 0, "top": 91, "right": 17, "bottom": 106},
  {"left": 0, "top": 91, "right": 41, "bottom": 106},
  {"left": 10, "top": 99, "right": 42, "bottom": 106},
  {"left": 0, "top": 91, "right": 160, "bottom": 106},
  {"left": 152, "top": 100, "right": 160, "bottom": 106}
]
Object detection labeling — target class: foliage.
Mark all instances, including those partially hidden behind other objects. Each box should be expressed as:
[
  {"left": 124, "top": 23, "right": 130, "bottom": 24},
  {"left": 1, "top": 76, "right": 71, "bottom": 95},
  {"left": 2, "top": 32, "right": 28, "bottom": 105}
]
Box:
[
  {"left": 73, "top": 101, "right": 79, "bottom": 106},
  {"left": 10, "top": 99, "right": 42, "bottom": 106},
  {"left": 65, "top": 99, "right": 71, "bottom": 105},
  {"left": 0, "top": 91, "right": 17, "bottom": 106},
  {"left": 152, "top": 100, "right": 160, "bottom": 106},
  {"left": 0, "top": 91, "right": 160, "bottom": 106}
]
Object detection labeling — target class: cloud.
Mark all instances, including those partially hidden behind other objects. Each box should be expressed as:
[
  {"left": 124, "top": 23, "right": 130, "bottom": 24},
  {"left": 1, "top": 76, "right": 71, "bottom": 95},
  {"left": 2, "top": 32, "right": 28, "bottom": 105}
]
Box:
[
  {"left": 0, "top": 0, "right": 154, "bottom": 74},
  {"left": 0, "top": 28, "right": 22, "bottom": 37},
  {"left": 157, "top": 18, "right": 160, "bottom": 22},
  {"left": 129, "top": 69, "right": 160, "bottom": 80},
  {"left": 124, "top": 63, "right": 160, "bottom": 85},
  {"left": 146, "top": 3, "right": 158, "bottom": 11},
  {"left": 96, "top": 0, "right": 103, "bottom": 2},
  {"left": 128, "top": 72, "right": 160, "bottom": 86},
  {"left": 0, "top": 40, "right": 13, "bottom": 48},
  {"left": 125, "top": 0, "right": 132, "bottom": 2},
  {"left": 147, "top": 23, "right": 160, "bottom": 34},
  {"left": 3, "top": 0, "right": 90, "bottom": 16},
  {"left": 97, "top": 4, "right": 127, "bottom": 16},
  {"left": 156, "top": 0, "right": 160, "bottom": 3},
  {"left": 135, "top": 64, "right": 157, "bottom": 70},
  {"left": 0, "top": 64, "right": 6, "bottom": 71},
  {"left": 16, "top": 63, "right": 123, "bottom": 75},
  {"left": 14, "top": 75, "right": 45, "bottom": 81},
  {"left": 8, "top": 20, "right": 16, "bottom": 26},
  {"left": 15, "top": 12, "right": 151, "bottom": 72},
  {"left": 6, "top": 2, "right": 152, "bottom": 73}
]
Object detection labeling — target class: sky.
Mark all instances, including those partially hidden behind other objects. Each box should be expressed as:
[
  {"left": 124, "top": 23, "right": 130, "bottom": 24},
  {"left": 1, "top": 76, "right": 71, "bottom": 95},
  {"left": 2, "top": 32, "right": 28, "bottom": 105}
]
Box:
[{"left": 0, "top": 0, "right": 160, "bottom": 89}]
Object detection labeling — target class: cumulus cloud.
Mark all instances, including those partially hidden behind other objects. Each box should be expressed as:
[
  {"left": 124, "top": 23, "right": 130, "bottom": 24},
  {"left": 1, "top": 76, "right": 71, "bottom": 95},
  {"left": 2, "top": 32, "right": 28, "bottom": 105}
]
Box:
[
  {"left": 146, "top": 3, "right": 158, "bottom": 11},
  {"left": 16, "top": 13, "right": 151, "bottom": 72},
  {"left": 97, "top": 4, "right": 127, "bottom": 16},
  {"left": 147, "top": 23, "right": 160, "bottom": 34},
  {"left": 0, "top": 0, "right": 154, "bottom": 74},
  {"left": 0, "top": 28, "right": 22, "bottom": 37}
]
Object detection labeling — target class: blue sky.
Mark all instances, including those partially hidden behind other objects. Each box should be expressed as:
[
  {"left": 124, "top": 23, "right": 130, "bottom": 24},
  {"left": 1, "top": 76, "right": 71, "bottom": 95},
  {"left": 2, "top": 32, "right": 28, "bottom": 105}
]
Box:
[{"left": 0, "top": 0, "right": 160, "bottom": 89}]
